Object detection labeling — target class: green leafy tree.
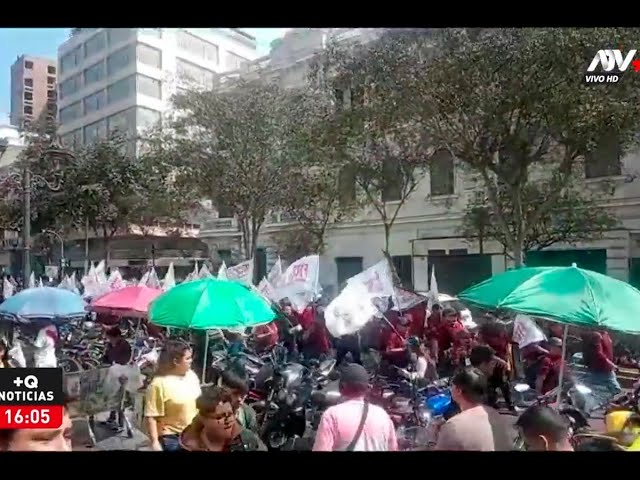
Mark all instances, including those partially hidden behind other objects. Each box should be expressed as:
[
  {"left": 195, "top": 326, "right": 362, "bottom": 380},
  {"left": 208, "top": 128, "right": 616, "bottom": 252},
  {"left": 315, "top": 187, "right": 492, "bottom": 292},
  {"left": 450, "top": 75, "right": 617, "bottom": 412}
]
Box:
[
  {"left": 310, "top": 30, "right": 433, "bottom": 264},
  {"left": 419, "top": 28, "right": 640, "bottom": 265}
]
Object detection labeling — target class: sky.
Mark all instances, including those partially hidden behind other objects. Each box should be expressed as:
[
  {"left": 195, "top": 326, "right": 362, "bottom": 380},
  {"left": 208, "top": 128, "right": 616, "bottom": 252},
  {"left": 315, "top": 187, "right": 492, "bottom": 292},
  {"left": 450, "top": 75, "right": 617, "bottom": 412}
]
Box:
[{"left": 0, "top": 27, "right": 291, "bottom": 122}]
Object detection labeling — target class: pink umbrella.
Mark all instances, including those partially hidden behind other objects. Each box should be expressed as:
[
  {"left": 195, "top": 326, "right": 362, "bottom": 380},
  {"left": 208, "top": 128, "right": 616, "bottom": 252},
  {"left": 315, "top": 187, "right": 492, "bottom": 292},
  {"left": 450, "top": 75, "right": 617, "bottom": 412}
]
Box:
[{"left": 90, "top": 285, "right": 163, "bottom": 318}]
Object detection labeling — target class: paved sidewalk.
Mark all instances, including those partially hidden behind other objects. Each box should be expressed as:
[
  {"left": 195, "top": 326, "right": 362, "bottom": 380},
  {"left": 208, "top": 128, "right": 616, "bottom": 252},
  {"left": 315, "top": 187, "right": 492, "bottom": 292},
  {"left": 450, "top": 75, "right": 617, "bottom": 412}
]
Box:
[{"left": 72, "top": 411, "right": 151, "bottom": 451}]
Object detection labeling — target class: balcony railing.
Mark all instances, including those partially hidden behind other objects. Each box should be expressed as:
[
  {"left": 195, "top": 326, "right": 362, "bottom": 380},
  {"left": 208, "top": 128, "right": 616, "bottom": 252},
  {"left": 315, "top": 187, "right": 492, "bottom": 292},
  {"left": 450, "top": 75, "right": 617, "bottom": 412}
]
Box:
[{"left": 200, "top": 218, "right": 237, "bottom": 231}]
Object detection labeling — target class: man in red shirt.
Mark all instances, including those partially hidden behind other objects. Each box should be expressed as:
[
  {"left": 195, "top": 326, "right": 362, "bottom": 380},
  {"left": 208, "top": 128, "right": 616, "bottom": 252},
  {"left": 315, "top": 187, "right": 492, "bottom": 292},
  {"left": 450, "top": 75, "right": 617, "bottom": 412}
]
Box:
[
  {"left": 253, "top": 321, "right": 279, "bottom": 353},
  {"left": 384, "top": 321, "right": 409, "bottom": 368},
  {"left": 478, "top": 321, "right": 515, "bottom": 411},
  {"left": 535, "top": 337, "right": 566, "bottom": 394},
  {"left": 583, "top": 329, "right": 621, "bottom": 397},
  {"left": 405, "top": 304, "right": 427, "bottom": 339},
  {"left": 301, "top": 308, "right": 331, "bottom": 360}
]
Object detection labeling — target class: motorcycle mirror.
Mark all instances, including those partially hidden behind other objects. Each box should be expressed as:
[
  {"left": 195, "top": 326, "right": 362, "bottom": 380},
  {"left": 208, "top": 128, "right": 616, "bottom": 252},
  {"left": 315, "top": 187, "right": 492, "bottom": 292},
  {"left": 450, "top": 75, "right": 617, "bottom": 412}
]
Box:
[
  {"left": 514, "top": 383, "right": 531, "bottom": 393},
  {"left": 575, "top": 384, "right": 593, "bottom": 395}
]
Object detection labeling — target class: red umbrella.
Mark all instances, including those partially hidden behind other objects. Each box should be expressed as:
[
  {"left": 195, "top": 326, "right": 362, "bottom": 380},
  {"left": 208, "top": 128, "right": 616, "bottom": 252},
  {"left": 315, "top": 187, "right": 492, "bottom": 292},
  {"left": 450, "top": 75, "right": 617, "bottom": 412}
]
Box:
[{"left": 90, "top": 285, "right": 163, "bottom": 318}]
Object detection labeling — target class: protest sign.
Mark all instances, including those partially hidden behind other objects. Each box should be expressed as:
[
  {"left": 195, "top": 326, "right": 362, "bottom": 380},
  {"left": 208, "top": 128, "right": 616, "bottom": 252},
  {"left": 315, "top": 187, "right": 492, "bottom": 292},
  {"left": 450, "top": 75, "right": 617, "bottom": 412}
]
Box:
[
  {"left": 347, "top": 259, "right": 395, "bottom": 298},
  {"left": 275, "top": 255, "right": 320, "bottom": 311},
  {"left": 512, "top": 314, "right": 546, "bottom": 348},
  {"left": 226, "top": 259, "right": 254, "bottom": 286}
]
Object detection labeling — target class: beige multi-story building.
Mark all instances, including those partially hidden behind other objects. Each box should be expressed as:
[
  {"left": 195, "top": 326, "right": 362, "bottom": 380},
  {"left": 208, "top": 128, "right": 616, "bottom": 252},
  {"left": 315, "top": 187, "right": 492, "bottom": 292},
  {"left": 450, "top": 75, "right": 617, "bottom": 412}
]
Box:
[
  {"left": 10, "top": 55, "right": 57, "bottom": 128},
  {"left": 52, "top": 28, "right": 260, "bottom": 276},
  {"left": 197, "top": 28, "right": 640, "bottom": 296}
]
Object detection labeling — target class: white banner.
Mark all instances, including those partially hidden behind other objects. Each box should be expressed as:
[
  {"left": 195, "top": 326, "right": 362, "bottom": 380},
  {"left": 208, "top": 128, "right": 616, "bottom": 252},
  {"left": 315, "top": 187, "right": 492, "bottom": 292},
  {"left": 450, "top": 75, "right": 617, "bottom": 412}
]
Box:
[
  {"left": 257, "top": 277, "right": 277, "bottom": 301},
  {"left": 3, "top": 278, "right": 14, "bottom": 298},
  {"left": 347, "top": 259, "right": 395, "bottom": 298},
  {"left": 217, "top": 262, "right": 228, "bottom": 280},
  {"left": 267, "top": 258, "right": 283, "bottom": 287},
  {"left": 512, "top": 314, "right": 547, "bottom": 348},
  {"left": 275, "top": 255, "right": 320, "bottom": 311},
  {"left": 325, "top": 282, "right": 379, "bottom": 337},
  {"left": 226, "top": 259, "right": 254, "bottom": 286},
  {"left": 108, "top": 269, "right": 126, "bottom": 291},
  {"left": 198, "top": 263, "right": 213, "bottom": 279},
  {"left": 392, "top": 287, "right": 427, "bottom": 311},
  {"left": 162, "top": 262, "right": 176, "bottom": 291}
]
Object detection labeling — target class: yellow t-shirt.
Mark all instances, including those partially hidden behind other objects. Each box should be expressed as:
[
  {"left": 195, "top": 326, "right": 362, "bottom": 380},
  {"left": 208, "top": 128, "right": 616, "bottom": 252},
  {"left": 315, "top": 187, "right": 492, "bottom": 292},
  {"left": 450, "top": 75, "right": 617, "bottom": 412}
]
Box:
[{"left": 144, "top": 370, "right": 202, "bottom": 436}]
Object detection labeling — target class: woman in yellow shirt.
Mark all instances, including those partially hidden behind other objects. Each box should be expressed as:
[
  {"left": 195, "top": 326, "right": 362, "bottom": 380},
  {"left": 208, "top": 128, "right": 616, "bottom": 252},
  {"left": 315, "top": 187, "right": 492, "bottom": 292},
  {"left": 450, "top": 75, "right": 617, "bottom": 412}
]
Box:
[{"left": 145, "top": 340, "right": 202, "bottom": 451}]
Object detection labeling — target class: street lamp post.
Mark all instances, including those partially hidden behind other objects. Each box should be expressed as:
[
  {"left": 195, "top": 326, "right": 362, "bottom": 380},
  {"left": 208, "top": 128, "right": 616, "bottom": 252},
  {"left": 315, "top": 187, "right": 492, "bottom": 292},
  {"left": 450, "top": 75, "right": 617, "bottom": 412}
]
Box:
[{"left": 42, "top": 229, "right": 65, "bottom": 280}]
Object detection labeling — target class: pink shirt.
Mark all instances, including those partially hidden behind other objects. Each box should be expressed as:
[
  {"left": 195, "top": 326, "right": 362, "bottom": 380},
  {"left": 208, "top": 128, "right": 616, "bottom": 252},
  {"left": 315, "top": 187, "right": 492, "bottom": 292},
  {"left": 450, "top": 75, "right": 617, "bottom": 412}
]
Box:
[{"left": 312, "top": 398, "right": 398, "bottom": 452}]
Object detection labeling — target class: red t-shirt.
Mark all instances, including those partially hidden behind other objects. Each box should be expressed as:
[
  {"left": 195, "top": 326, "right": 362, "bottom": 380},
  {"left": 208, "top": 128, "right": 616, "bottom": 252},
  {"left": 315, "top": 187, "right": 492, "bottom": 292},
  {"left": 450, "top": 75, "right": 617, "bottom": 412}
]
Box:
[
  {"left": 438, "top": 320, "right": 466, "bottom": 354},
  {"left": 297, "top": 307, "right": 315, "bottom": 331},
  {"left": 483, "top": 331, "right": 510, "bottom": 360},
  {"left": 406, "top": 305, "right": 427, "bottom": 338},
  {"left": 306, "top": 322, "right": 331, "bottom": 354},
  {"left": 587, "top": 331, "right": 615, "bottom": 373},
  {"left": 538, "top": 354, "right": 564, "bottom": 394},
  {"left": 254, "top": 322, "right": 279, "bottom": 351}
]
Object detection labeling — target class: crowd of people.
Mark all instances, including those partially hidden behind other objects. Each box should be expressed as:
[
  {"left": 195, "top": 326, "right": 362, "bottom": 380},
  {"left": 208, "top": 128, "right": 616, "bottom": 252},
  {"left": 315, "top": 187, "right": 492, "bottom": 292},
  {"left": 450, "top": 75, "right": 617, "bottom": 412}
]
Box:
[{"left": 0, "top": 289, "right": 630, "bottom": 452}]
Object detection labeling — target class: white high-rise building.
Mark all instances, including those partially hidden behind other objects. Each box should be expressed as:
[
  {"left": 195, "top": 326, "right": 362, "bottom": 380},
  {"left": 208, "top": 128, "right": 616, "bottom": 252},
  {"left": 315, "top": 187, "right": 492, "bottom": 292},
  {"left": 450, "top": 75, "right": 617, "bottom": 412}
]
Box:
[{"left": 57, "top": 28, "right": 258, "bottom": 151}]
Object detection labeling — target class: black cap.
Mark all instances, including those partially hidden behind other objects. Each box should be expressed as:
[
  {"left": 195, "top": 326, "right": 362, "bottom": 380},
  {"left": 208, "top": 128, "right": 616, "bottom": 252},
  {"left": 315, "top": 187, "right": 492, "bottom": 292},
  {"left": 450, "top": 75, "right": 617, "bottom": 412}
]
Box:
[{"left": 339, "top": 363, "right": 369, "bottom": 389}]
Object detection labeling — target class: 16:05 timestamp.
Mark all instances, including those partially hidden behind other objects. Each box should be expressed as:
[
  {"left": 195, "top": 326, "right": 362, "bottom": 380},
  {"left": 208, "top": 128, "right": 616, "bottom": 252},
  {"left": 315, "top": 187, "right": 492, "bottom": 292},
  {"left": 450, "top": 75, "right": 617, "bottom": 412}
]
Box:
[{"left": 0, "top": 406, "right": 64, "bottom": 429}]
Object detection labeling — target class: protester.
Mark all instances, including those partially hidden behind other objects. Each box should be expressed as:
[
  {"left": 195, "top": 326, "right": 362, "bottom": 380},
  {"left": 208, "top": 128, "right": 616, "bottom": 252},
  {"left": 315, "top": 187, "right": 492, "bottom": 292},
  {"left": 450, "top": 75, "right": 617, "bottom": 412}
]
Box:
[
  {"left": 252, "top": 321, "right": 279, "bottom": 353},
  {"left": 219, "top": 371, "right": 258, "bottom": 432},
  {"left": 0, "top": 339, "right": 10, "bottom": 368},
  {"left": 582, "top": 329, "right": 622, "bottom": 397},
  {"left": 313, "top": 363, "right": 397, "bottom": 451},
  {"left": 179, "top": 386, "right": 266, "bottom": 451},
  {"left": 535, "top": 337, "right": 568, "bottom": 395},
  {"left": 382, "top": 319, "right": 409, "bottom": 368},
  {"left": 478, "top": 321, "right": 515, "bottom": 411},
  {"left": 520, "top": 340, "right": 550, "bottom": 387},
  {"left": 469, "top": 344, "right": 498, "bottom": 377},
  {"left": 405, "top": 303, "right": 427, "bottom": 338},
  {"left": 435, "top": 367, "right": 512, "bottom": 451},
  {"left": 426, "top": 304, "right": 443, "bottom": 360},
  {"left": 397, "top": 336, "right": 437, "bottom": 384},
  {"left": 515, "top": 405, "right": 574, "bottom": 451},
  {"left": 301, "top": 311, "right": 331, "bottom": 360},
  {"left": 145, "top": 341, "right": 202, "bottom": 451},
  {"left": 101, "top": 326, "right": 133, "bottom": 431},
  {"left": 336, "top": 332, "right": 363, "bottom": 365},
  {"left": 0, "top": 398, "right": 73, "bottom": 451},
  {"left": 33, "top": 323, "right": 58, "bottom": 368}
]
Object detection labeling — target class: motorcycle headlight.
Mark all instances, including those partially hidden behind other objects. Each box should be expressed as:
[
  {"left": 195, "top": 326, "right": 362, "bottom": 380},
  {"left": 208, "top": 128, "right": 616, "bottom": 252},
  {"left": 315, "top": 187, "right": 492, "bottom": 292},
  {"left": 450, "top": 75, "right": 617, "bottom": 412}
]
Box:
[{"left": 419, "top": 406, "right": 432, "bottom": 424}]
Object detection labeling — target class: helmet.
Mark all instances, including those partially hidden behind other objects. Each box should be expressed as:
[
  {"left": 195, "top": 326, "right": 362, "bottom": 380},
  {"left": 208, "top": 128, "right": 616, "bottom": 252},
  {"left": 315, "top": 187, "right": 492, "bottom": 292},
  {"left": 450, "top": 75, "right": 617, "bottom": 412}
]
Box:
[{"left": 605, "top": 410, "right": 640, "bottom": 434}]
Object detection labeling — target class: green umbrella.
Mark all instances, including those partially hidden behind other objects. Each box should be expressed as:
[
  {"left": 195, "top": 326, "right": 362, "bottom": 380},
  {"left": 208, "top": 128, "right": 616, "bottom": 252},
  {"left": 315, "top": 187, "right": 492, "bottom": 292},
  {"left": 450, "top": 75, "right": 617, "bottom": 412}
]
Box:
[
  {"left": 149, "top": 277, "right": 276, "bottom": 330},
  {"left": 458, "top": 264, "right": 640, "bottom": 334}
]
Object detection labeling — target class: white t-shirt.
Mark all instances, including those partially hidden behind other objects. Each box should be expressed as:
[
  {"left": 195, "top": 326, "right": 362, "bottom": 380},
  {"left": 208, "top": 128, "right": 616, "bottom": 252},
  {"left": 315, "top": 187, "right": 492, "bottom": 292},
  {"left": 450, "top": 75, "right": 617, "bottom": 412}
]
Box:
[{"left": 33, "top": 325, "right": 57, "bottom": 368}]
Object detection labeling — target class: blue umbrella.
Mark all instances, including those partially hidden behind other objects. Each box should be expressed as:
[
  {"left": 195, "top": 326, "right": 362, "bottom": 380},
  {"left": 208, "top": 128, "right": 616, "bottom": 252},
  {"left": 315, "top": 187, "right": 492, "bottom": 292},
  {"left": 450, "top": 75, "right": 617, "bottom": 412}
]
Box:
[{"left": 0, "top": 287, "right": 87, "bottom": 323}]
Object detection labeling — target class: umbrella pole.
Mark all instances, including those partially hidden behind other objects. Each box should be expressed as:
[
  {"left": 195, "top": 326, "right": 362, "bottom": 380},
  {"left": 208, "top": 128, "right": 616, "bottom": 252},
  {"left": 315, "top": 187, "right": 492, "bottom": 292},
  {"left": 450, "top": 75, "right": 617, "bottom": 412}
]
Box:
[
  {"left": 201, "top": 333, "right": 209, "bottom": 384},
  {"left": 555, "top": 324, "right": 569, "bottom": 407}
]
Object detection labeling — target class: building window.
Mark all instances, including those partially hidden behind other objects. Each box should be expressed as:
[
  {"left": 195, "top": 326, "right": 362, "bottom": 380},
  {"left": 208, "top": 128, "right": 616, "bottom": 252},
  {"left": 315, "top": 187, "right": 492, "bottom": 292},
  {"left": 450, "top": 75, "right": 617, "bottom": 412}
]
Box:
[
  {"left": 225, "top": 52, "right": 248, "bottom": 70},
  {"left": 24, "top": 78, "right": 33, "bottom": 88},
  {"left": 47, "top": 65, "right": 56, "bottom": 75},
  {"left": 24, "top": 60, "right": 33, "bottom": 69},
  {"left": 83, "top": 119, "right": 108, "bottom": 145},
  {"left": 61, "top": 129, "right": 82, "bottom": 150},
  {"left": 136, "top": 74, "right": 161, "bottom": 99},
  {"left": 83, "top": 90, "right": 106, "bottom": 115},
  {"left": 392, "top": 255, "right": 413, "bottom": 288},
  {"left": 107, "top": 107, "right": 136, "bottom": 136},
  {"left": 381, "top": 157, "right": 402, "bottom": 202},
  {"left": 84, "top": 32, "right": 106, "bottom": 58},
  {"left": 60, "top": 47, "right": 81, "bottom": 73},
  {"left": 176, "top": 59, "right": 216, "bottom": 88},
  {"left": 136, "top": 43, "right": 162, "bottom": 69},
  {"left": 107, "top": 45, "right": 135, "bottom": 75},
  {"left": 136, "top": 107, "right": 161, "bottom": 130},
  {"left": 336, "top": 257, "right": 363, "bottom": 287},
  {"left": 47, "top": 90, "right": 56, "bottom": 99},
  {"left": 176, "top": 30, "right": 219, "bottom": 64},
  {"left": 430, "top": 149, "right": 455, "bottom": 196},
  {"left": 585, "top": 134, "right": 622, "bottom": 178},
  {"left": 47, "top": 76, "right": 55, "bottom": 85},
  {"left": 107, "top": 75, "right": 135, "bottom": 104},
  {"left": 107, "top": 28, "right": 134, "bottom": 46},
  {"left": 24, "top": 92, "right": 33, "bottom": 101},
  {"left": 23, "top": 106, "right": 33, "bottom": 115},
  {"left": 59, "top": 101, "right": 82, "bottom": 125},
  {"left": 59, "top": 74, "right": 81, "bottom": 100},
  {"left": 84, "top": 61, "right": 105, "bottom": 86}
]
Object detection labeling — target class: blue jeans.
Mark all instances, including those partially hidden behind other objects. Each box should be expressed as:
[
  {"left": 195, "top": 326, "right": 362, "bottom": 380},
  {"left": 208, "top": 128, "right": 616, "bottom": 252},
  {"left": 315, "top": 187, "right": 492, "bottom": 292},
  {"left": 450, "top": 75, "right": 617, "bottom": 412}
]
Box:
[
  {"left": 584, "top": 371, "right": 622, "bottom": 408},
  {"left": 159, "top": 434, "right": 181, "bottom": 452}
]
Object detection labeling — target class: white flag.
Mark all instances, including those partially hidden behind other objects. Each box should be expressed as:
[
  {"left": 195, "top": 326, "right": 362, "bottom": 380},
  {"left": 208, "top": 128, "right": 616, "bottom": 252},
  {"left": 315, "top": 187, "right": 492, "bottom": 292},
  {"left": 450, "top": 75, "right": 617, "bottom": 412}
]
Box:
[
  {"left": 184, "top": 262, "right": 199, "bottom": 283},
  {"left": 28, "top": 272, "right": 36, "bottom": 289},
  {"left": 107, "top": 269, "right": 126, "bottom": 291},
  {"left": 392, "top": 287, "right": 427, "bottom": 311},
  {"left": 37, "top": 278, "right": 43, "bottom": 288},
  {"left": 198, "top": 263, "right": 213, "bottom": 279},
  {"left": 347, "top": 259, "right": 395, "bottom": 298},
  {"left": 275, "top": 255, "right": 320, "bottom": 311},
  {"left": 226, "top": 259, "right": 254, "bottom": 286},
  {"left": 257, "top": 277, "right": 277, "bottom": 302},
  {"left": 512, "top": 314, "right": 547, "bottom": 348},
  {"left": 217, "top": 261, "right": 228, "bottom": 280},
  {"left": 325, "top": 281, "right": 379, "bottom": 337},
  {"left": 140, "top": 268, "right": 161, "bottom": 289},
  {"left": 3, "top": 278, "right": 14, "bottom": 298},
  {"left": 163, "top": 262, "right": 176, "bottom": 291}
]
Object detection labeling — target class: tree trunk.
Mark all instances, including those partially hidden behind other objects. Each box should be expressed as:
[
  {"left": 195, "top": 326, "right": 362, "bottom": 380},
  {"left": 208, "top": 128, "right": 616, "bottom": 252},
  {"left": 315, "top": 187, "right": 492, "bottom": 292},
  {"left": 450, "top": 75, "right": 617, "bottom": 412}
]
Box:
[
  {"left": 382, "top": 223, "right": 401, "bottom": 285},
  {"left": 512, "top": 242, "right": 525, "bottom": 268}
]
